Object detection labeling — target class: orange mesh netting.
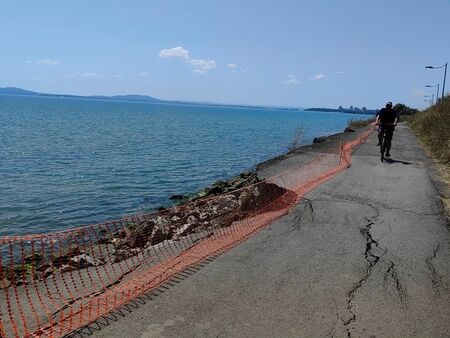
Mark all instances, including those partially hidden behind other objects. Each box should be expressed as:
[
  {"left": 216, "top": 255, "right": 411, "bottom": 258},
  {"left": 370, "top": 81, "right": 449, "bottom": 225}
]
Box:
[{"left": 0, "top": 128, "right": 373, "bottom": 337}]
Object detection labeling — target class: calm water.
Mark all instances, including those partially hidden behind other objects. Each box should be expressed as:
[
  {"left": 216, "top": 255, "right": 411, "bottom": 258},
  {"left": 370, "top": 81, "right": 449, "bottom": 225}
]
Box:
[{"left": 0, "top": 95, "right": 369, "bottom": 236}]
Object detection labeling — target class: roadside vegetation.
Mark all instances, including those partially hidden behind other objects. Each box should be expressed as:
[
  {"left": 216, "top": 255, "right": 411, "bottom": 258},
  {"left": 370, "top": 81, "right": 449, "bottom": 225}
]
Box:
[
  {"left": 287, "top": 123, "right": 305, "bottom": 154},
  {"left": 408, "top": 96, "right": 450, "bottom": 213},
  {"left": 393, "top": 103, "right": 419, "bottom": 121},
  {"left": 408, "top": 95, "right": 450, "bottom": 164},
  {"left": 346, "top": 117, "right": 375, "bottom": 130}
]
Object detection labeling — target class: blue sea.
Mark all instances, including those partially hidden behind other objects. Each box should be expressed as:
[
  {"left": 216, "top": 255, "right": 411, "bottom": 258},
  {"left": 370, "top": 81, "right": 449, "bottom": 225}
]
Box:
[{"left": 0, "top": 95, "right": 370, "bottom": 236}]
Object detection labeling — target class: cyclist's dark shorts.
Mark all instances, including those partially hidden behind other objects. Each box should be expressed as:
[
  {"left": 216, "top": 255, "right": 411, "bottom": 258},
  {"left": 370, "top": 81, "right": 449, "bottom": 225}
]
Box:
[{"left": 380, "top": 125, "right": 395, "bottom": 133}]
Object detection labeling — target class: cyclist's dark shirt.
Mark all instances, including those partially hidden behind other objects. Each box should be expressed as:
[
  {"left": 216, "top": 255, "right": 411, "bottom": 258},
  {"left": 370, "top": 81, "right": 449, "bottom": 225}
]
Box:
[{"left": 378, "top": 108, "right": 398, "bottom": 124}]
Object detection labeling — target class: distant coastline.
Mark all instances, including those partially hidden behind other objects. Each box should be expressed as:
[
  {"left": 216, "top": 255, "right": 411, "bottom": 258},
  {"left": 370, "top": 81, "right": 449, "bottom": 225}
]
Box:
[
  {"left": 304, "top": 107, "right": 377, "bottom": 115},
  {"left": 0, "top": 87, "right": 374, "bottom": 115}
]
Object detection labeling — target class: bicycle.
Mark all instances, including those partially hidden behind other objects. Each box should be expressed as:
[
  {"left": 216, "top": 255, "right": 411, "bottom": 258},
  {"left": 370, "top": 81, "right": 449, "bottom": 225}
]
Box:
[{"left": 378, "top": 123, "right": 396, "bottom": 162}]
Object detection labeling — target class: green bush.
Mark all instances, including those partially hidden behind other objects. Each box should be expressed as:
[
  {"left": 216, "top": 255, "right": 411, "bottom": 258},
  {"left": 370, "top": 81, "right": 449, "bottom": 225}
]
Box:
[{"left": 393, "top": 103, "right": 419, "bottom": 116}]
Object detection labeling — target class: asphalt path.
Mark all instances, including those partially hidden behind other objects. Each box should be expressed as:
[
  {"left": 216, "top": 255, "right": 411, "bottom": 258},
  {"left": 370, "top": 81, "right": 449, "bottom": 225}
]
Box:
[{"left": 89, "top": 124, "right": 449, "bottom": 338}]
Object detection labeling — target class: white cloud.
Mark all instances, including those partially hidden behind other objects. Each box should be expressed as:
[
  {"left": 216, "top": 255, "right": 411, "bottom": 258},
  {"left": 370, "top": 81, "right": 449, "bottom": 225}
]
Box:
[
  {"left": 193, "top": 69, "right": 206, "bottom": 74},
  {"left": 227, "top": 63, "right": 237, "bottom": 69},
  {"left": 188, "top": 59, "right": 216, "bottom": 71},
  {"left": 114, "top": 74, "right": 123, "bottom": 79},
  {"left": 284, "top": 74, "right": 299, "bottom": 85},
  {"left": 68, "top": 72, "right": 101, "bottom": 78},
  {"left": 37, "top": 58, "right": 61, "bottom": 65},
  {"left": 335, "top": 71, "right": 344, "bottom": 75},
  {"left": 159, "top": 46, "right": 190, "bottom": 59},
  {"left": 79, "top": 72, "right": 100, "bottom": 78},
  {"left": 159, "top": 46, "right": 216, "bottom": 74},
  {"left": 139, "top": 72, "right": 149, "bottom": 77},
  {"left": 311, "top": 73, "right": 326, "bottom": 81},
  {"left": 25, "top": 60, "right": 33, "bottom": 64}
]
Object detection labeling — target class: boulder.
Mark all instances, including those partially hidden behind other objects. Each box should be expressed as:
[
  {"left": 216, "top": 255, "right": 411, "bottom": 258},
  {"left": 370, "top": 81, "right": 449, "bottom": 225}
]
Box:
[
  {"left": 24, "top": 253, "right": 44, "bottom": 264},
  {"left": 0, "top": 278, "right": 11, "bottom": 289},
  {"left": 313, "top": 136, "right": 327, "bottom": 144},
  {"left": 69, "top": 253, "right": 103, "bottom": 268}
]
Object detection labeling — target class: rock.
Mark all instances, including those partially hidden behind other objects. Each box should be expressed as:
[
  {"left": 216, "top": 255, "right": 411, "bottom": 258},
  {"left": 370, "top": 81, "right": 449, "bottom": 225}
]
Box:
[
  {"left": 208, "top": 186, "right": 225, "bottom": 195},
  {"left": 59, "top": 264, "right": 76, "bottom": 273},
  {"left": 0, "top": 278, "right": 11, "bottom": 289},
  {"left": 240, "top": 171, "right": 253, "bottom": 179},
  {"left": 313, "top": 136, "right": 327, "bottom": 144},
  {"left": 36, "top": 262, "right": 52, "bottom": 272},
  {"left": 212, "top": 180, "right": 227, "bottom": 188},
  {"left": 69, "top": 253, "right": 103, "bottom": 268},
  {"left": 121, "top": 229, "right": 149, "bottom": 249},
  {"left": 149, "top": 225, "right": 166, "bottom": 245},
  {"left": 44, "top": 266, "right": 55, "bottom": 278},
  {"left": 344, "top": 127, "right": 355, "bottom": 133},
  {"left": 116, "top": 217, "right": 158, "bottom": 249},
  {"left": 112, "top": 248, "right": 141, "bottom": 263},
  {"left": 186, "top": 215, "right": 197, "bottom": 225},
  {"left": 215, "top": 194, "right": 239, "bottom": 213},
  {"left": 239, "top": 182, "right": 293, "bottom": 213},
  {"left": 169, "top": 194, "right": 185, "bottom": 201},
  {"left": 97, "top": 237, "right": 112, "bottom": 245},
  {"left": 171, "top": 215, "right": 181, "bottom": 222},
  {"left": 24, "top": 253, "right": 44, "bottom": 264},
  {"left": 51, "top": 247, "right": 83, "bottom": 267},
  {"left": 155, "top": 215, "right": 170, "bottom": 229},
  {"left": 32, "top": 271, "right": 44, "bottom": 280},
  {"left": 15, "top": 275, "right": 33, "bottom": 286},
  {"left": 196, "top": 188, "right": 210, "bottom": 198},
  {"left": 173, "top": 224, "right": 192, "bottom": 239}
]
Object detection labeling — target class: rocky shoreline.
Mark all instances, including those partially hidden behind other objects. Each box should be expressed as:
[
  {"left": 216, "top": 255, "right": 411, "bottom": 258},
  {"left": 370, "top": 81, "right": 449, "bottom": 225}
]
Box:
[
  {"left": 167, "top": 126, "right": 364, "bottom": 204},
  {"left": 1, "top": 126, "right": 367, "bottom": 287}
]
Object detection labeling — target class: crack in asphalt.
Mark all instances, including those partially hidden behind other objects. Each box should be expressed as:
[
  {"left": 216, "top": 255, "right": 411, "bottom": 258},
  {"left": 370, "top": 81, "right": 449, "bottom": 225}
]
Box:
[
  {"left": 322, "top": 192, "right": 443, "bottom": 218},
  {"left": 425, "top": 243, "right": 442, "bottom": 294},
  {"left": 342, "top": 210, "right": 381, "bottom": 338},
  {"left": 292, "top": 198, "right": 315, "bottom": 230},
  {"left": 307, "top": 192, "right": 413, "bottom": 337},
  {"left": 383, "top": 261, "right": 408, "bottom": 305},
  {"left": 296, "top": 190, "right": 446, "bottom": 337}
]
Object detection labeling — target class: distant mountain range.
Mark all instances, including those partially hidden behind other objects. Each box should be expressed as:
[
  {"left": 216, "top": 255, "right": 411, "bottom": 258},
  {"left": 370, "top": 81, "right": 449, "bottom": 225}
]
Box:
[
  {"left": 0, "top": 87, "right": 163, "bottom": 103},
  {"left": 0, "top": 87, "right": 375, "bottom": 114}
]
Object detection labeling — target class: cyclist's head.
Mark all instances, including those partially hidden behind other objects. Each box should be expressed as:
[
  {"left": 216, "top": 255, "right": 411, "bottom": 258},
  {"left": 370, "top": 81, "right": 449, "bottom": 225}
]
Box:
[{"left": 386, "top": 101, "right": 393, "bottom": 108}]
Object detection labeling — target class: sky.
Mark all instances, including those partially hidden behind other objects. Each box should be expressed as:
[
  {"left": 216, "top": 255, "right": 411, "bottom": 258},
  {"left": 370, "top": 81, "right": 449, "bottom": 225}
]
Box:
[{"left": 1, "top": 0, "right": 449, "bottom": 109}]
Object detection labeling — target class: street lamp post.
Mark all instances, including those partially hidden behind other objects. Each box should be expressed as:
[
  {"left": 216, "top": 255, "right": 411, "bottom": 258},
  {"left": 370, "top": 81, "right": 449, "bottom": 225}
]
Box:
[
  {"left": 426, "top": 83, "right": 440, "bottom": 104},
  {"left": 425, "top": 62, "right": 447, "bottom": 100}
]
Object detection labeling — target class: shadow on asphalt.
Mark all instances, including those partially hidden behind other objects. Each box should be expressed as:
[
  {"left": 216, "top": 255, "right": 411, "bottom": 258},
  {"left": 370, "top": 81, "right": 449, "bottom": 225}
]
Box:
[
  {"left": 66, "top": 254, "right": 221, "bottom": 337},
  {"left": 383, "top": 158, "right": 413, "bottom": 165}
]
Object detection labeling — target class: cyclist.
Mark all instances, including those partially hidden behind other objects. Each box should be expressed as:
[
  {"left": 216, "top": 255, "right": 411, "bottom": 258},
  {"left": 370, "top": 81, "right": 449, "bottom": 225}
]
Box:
[{"left": 375, "top": 101, "right": 398, "bottom": 159}]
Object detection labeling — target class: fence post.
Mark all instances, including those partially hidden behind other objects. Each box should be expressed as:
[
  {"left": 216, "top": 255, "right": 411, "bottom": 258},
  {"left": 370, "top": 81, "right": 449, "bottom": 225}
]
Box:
[{"left": 338, "top": 141, "right": 344, "bottom": 165}]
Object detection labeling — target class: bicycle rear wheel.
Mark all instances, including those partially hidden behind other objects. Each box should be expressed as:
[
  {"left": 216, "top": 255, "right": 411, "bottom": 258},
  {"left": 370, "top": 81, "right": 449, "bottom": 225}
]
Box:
[{"left": 380, "top": 134, "right": 386, "bottom": 162}]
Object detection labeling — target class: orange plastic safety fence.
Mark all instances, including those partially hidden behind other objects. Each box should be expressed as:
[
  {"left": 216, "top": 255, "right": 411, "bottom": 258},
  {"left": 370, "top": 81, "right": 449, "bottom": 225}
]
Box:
[{"left": 0, "top": 127, "right": 373, "bottom": 337}]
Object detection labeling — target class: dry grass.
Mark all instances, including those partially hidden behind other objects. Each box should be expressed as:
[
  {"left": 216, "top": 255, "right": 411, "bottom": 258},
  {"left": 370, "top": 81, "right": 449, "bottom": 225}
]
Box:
[
  {"left": 409, "top": 96, "right": 450, "bottom": 215},
  {"left": 408, "top": 95, "right": 450, "bottom": 164},
  {"left": 347, "top": 117, "right": 375, "bottom": 129},
  {"left": 287, "top": 124, "right": 304, "bottom": 154}
]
